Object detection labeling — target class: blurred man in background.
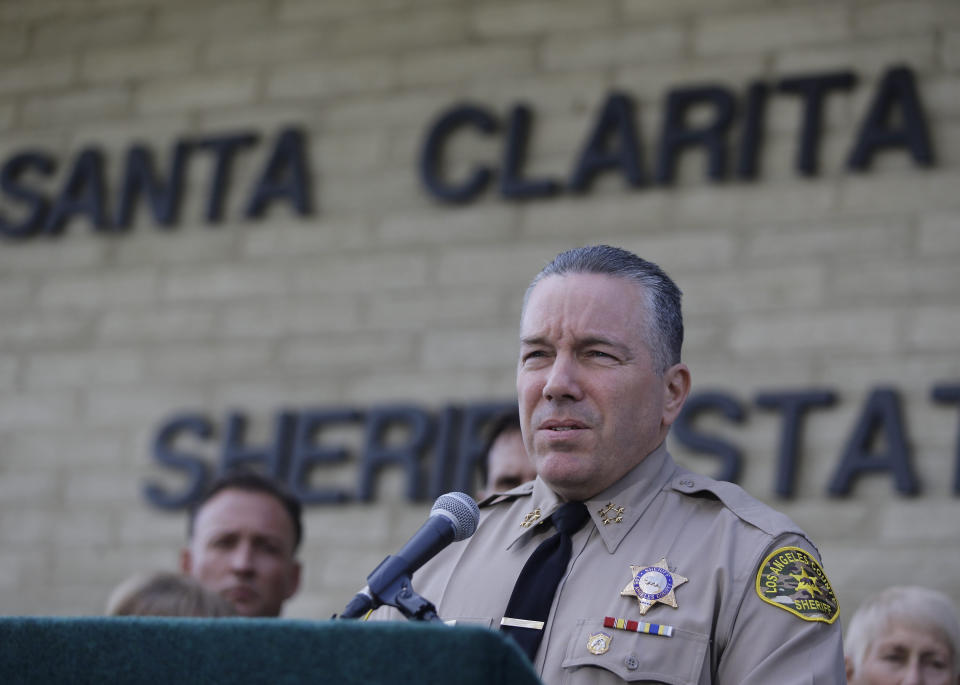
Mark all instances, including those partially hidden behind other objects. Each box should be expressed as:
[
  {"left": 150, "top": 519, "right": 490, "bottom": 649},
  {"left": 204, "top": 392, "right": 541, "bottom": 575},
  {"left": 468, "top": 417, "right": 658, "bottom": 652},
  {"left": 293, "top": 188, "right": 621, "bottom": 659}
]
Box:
[
  {"left": 477, "top": 409, "right": 538, "bottom": 500},
  {"left": 181, "top": 472, "right": 302, "bottom": 617}
]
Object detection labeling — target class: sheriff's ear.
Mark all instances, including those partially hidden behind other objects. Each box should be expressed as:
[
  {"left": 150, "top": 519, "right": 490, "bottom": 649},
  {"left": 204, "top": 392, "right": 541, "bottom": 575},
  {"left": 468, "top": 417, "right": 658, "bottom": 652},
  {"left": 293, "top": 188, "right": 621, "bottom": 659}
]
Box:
[
  {"left": 844, "top": 656, "right": 854, "bottom": 683},
  {"left": 662, "top": 363, "right": 691, "bottom": 426}
]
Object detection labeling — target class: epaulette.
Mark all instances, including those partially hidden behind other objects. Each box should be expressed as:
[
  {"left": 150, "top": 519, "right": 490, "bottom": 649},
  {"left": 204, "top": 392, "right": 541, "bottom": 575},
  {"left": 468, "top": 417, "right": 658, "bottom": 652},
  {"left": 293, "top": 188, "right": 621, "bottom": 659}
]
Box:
[
  {"left": 670, "top": 473, "right": 803, "bottom": 538},
  {"left": 478, "top": 480, "right": 535, "bottom": 508}
]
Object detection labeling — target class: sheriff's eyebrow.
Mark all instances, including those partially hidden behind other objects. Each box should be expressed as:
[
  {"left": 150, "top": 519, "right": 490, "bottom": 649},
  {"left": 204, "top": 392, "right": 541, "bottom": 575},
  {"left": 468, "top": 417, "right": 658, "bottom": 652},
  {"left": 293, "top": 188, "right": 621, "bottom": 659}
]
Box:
[
  {"left": 520, "top": 334, "right": 632, "bottom": 358},
  {"left": 576, "top": 336, "right": 632, "bottom": 358},
  {"left": 520, "top": 335, "right": 549, "bottom": 347}
]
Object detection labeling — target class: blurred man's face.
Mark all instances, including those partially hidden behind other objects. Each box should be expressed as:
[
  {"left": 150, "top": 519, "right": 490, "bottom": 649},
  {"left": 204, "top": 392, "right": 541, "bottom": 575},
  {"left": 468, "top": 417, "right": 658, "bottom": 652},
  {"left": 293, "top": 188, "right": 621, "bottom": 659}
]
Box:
[
  {"left": 481, "top": 429, "right": 537, "bottom": 498},
  {"left": 517, "top": 273, "right": 689, "bottom": 501},
  {"left": 847, "top": 623, "right": 955, "bottom": 685},
  {"left": 181, "top": 489, "right": 300, "bottom": 617}
]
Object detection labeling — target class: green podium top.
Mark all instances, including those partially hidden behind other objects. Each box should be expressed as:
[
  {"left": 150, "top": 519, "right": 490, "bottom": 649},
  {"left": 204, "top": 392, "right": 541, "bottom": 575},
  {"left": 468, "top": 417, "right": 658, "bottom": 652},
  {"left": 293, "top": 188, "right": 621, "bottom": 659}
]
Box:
[{"left": 0, "top": 617, "right": 543, "bottom": 685}]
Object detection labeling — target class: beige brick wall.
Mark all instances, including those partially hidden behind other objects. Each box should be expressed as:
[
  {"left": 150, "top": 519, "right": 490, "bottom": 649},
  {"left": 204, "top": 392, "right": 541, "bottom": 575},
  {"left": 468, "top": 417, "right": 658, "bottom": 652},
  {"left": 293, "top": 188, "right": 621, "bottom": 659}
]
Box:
[{"left": 0, "top": 0, "right": 958, "bottom": 627}]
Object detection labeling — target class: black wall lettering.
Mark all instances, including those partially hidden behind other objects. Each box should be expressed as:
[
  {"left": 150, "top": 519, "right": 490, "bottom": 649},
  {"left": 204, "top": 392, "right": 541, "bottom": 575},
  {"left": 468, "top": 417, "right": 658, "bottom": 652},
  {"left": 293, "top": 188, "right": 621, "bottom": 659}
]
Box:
[
  {"left": 848, "top": 65, "right": 934, "bottom": 170},
  {"left": 43, "top": 148, "right": 109, "bottom": 234},
  {"left": 0, "top": 151, "right": 54, "bottom": 239},
  {"left": 245, "top": 128, "right": 312, "bottom": 218},
  {"left": 828, "top": 388, "right": 919, "bottom": 496},
  {"left": 196, "top": 132, "right": 259, "bottom": 223},
  {"left": 145, "top": 413, "right": 213, "bottom": 510},
  {"left": 358, "top": 406, "right": 434, "bottom": 501},
  {"left": 672, "top": 392, "right": 745, "bottom": 483},
  {"left": 452, "top": 401, "right": 518, "bottom": 494},
  {"left": 501, "top": 104, "right": 560, "bottom": 199},
  {"left": 115, "top": 142, "right": 190, "bottom": 229},
  {"left": 736, "top": 81, "right": 768, "bottom": 180},
  {"left": 419, "top": 104, "right": 498, "bottom": 203},
  {"left": 931, "top": 383, "right": 960, "bottom": 495},
  {"left": 218, "top": 410, "right": 295, "bottom": 480},
  {"left": 428, "top": 405, "right": 462, "bottom": 499},
  {"left": 656, "top": 86, "right": 735, "bottom": 184},
  {"left": 777, "top": 71, "right": 856, "bottom": 176},
  {"left": 569, "top": 92, "right": 645, "bottom": 192},
  {"left": 288, "top": 409, "right": 362, "bottom": 504},
  {"left": 755, "top": 390, "right": 837, "bottom": 497}
]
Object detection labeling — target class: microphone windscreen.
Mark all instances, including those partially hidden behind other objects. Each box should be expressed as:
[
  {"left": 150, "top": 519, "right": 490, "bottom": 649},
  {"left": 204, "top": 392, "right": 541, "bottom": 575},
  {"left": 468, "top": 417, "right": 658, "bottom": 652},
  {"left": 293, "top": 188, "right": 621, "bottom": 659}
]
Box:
[{"left": 430, "top": 492, "right": 479, "bottom": 541}]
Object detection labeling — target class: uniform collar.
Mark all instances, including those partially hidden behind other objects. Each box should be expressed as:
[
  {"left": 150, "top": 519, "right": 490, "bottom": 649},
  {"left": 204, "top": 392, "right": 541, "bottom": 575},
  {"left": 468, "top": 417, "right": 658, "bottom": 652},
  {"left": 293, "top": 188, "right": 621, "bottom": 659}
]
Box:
[
  {"left": 504, "top": 478, "right": 561, "bottom": 550},
  {"left": 585, "top": 442, "right": 680, "bottom": 553},
  {"left": 504, "top": 442, "right": 680, "bottom": 552}
]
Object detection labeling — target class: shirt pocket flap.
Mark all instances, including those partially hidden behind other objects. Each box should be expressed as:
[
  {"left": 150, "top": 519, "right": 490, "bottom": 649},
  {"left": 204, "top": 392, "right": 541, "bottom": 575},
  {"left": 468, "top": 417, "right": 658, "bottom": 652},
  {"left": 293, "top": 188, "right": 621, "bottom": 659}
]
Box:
[{"left": 561, "top": 618, "right": 709, "bottom": 684}]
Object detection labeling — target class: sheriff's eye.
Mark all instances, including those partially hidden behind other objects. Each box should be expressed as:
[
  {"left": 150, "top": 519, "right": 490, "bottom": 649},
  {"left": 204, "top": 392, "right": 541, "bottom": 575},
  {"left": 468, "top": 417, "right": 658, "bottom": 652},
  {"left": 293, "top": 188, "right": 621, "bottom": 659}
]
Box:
[{"left": 521, "top": 349, "right": 550, "bottom": 365}]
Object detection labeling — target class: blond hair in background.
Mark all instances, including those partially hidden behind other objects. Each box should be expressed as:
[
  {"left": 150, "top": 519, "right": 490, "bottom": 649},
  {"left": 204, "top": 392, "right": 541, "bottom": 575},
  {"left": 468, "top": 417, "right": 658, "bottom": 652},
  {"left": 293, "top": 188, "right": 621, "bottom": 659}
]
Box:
[{"left": 106, "top": 571, "right": 236, "bottom": 617}]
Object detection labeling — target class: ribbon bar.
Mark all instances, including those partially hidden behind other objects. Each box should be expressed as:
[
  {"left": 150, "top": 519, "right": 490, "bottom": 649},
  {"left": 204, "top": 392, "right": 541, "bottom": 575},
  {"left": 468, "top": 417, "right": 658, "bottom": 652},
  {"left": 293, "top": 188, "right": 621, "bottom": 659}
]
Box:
[{"left": 603, "top": 616, "right": 673, "bottom": 637}]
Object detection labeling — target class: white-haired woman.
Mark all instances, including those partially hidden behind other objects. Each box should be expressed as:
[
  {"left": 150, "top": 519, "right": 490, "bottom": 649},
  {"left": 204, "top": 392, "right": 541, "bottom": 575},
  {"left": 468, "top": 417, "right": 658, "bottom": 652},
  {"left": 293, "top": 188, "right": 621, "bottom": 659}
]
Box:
[{"left": 845, "top": 586, "right": 960, "bottom": 685}]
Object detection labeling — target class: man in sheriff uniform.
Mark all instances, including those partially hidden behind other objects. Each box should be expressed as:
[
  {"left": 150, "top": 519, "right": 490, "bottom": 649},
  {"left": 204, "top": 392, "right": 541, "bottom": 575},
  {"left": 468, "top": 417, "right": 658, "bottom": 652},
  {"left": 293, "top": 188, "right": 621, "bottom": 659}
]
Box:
[{"left": 376, "top": 245, "right": 845, "bottom": 684}]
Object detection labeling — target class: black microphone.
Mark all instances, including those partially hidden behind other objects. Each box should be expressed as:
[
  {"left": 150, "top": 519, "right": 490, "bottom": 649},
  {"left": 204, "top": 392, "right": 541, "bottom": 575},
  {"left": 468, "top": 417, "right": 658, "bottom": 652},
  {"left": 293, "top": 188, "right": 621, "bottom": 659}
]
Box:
[{"left": 339, "top": 492, "right": 479, "bottom": 619}]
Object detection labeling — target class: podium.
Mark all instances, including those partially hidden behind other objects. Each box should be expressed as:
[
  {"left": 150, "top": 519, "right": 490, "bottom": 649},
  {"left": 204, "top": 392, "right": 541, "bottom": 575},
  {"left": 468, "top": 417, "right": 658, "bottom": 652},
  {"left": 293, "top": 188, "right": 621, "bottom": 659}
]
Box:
[{"left": 0, "top": 617, "right": 543, "bottom": 684}]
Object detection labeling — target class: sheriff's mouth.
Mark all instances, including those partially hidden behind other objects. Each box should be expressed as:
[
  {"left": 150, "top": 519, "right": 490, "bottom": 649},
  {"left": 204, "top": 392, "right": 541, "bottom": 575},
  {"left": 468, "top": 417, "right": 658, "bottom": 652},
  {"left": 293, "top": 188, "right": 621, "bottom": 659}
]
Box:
[{"left": 539, "top": 419, "right": 589, "bottom": 431}]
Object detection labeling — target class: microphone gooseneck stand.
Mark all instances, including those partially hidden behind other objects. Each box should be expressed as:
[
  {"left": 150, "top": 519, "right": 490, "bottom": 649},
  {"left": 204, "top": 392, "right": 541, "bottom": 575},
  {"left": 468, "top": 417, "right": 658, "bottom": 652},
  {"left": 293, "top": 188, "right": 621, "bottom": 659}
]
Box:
[{"left": 336, "top": 492, "right": 479, "bottom": 622}]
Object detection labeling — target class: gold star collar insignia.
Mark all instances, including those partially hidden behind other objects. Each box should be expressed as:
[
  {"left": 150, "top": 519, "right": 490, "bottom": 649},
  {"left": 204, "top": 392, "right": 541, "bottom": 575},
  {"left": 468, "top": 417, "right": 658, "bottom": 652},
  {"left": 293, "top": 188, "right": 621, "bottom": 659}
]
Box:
[
  {"left": 520, "top": 508, "right": 542, "bottom": 528},
  {"left": 598, "top": 502, "right": 625, "bottom": 525},
  {"left": 621, "top": 558, "right": 687, "bottom": 615}
]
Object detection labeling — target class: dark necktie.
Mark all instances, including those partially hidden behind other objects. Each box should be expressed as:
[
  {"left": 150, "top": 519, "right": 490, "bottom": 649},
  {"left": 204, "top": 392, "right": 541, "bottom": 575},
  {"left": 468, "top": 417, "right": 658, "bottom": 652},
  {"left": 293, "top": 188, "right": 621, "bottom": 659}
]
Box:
[{"left": 500, "top": 501, "right": 591, "bottom": 662}]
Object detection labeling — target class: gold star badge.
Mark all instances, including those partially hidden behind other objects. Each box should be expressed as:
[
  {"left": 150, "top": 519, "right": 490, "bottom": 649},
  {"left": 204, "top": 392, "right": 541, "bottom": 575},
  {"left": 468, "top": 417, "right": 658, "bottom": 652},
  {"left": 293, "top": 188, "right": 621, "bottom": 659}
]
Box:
[{"left": 620, "top": 558, "right": 687, "bottom": 615}]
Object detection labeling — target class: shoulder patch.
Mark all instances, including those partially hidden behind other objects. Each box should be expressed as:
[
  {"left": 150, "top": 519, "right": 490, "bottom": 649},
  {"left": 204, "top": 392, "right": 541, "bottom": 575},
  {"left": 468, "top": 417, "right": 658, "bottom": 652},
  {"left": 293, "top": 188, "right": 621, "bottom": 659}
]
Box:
[{"left": 755, "top": 546, "right": 839, "bottom": 624}]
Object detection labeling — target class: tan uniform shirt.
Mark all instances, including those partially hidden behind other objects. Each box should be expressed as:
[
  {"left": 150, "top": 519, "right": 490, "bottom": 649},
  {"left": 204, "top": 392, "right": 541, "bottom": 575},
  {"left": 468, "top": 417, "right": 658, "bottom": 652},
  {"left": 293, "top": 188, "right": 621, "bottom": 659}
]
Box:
[{"left": 375, "top": 443, "right": 844, "bottom": 684}]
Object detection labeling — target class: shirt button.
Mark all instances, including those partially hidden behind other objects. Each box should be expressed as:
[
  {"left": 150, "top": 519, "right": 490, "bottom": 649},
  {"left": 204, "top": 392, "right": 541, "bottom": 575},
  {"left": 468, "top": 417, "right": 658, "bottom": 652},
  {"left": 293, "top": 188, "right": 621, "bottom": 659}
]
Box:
[{"left": 624, "top": 655, "right": 640, "bottom": 671}]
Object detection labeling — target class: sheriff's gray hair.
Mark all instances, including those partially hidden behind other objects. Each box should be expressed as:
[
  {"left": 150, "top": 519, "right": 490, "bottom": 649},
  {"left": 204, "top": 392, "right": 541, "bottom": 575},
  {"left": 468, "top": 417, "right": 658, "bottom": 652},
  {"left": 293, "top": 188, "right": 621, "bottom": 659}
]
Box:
[
  {"left": 523, "top": 245, "right": 683, "bottom": 376},
  {"left": 845, "top": 586, "right": 960, "bottom": 677}
]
